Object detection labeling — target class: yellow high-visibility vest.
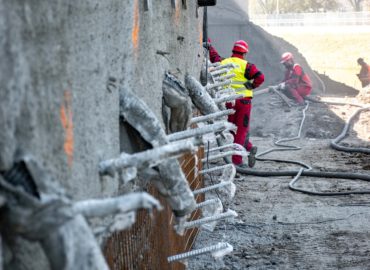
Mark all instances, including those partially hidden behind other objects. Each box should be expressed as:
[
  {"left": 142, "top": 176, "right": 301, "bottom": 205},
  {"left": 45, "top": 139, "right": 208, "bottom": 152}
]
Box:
[{"left": 221, "top": 57, "right": 253, "bottom": 98}]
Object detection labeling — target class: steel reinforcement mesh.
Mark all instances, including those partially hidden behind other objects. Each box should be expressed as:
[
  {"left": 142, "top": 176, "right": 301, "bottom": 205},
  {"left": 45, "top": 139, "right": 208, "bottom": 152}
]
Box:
[{"left": 104, "top": 148, "right": 204, "bottom": 270}]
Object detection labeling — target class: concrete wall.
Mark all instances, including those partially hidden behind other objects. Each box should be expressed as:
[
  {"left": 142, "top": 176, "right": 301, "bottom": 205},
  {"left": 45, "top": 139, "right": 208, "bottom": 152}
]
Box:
[{"left": 0, "top": 1, "right": 203, "bottom": 269}]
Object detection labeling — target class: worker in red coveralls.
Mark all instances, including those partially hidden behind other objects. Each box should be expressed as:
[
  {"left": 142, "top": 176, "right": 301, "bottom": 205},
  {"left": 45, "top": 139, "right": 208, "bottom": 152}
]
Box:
[
  {"left": 279, "top": 52, "right": 312, "bottom": 105},
  {"left": 208, "top": 40, "right": 265, "bottom": 168},
  {"left": 356, "top": 57, "right": 370, "bottom": 88}
]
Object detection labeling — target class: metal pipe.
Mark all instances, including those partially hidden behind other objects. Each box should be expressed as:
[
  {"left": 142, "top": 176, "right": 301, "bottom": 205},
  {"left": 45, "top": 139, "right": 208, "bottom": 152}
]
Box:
[
  {"left": 253, "top": 87, "right": 269, "bottom": 96},
  {"left": 167, "top": 242, "right": 233, "bottom": 262},
  {"left": 190, "top": 109, "right": 235, "bottom": 124},
  {"left": 167, "top": 122, "right": 236, "bottom": 142},
  {"left": 214, "top": 94, "right": 244, "bottom": 104},
  {"left": 271, "top": 88, "right": 292, "bottom": 107}
]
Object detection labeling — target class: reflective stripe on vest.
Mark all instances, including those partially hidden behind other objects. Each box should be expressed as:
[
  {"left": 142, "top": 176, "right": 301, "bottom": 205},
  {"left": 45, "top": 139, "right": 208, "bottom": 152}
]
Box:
[{"left": 221, "top": 57, "right": 253, "bottom": 98}]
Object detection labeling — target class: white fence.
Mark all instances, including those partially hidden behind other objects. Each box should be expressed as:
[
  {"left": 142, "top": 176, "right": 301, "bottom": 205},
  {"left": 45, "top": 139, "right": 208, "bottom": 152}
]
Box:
[{"left": 250, "top": 11, "right": 370, "bottom": 27}]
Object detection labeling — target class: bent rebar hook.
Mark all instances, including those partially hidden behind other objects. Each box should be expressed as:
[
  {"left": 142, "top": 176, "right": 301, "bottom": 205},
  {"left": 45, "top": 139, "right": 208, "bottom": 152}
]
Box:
[
  {"left": 99, "top": 140, "right": 196, "bottom": 181},
  {"left": 185, "top": 74, "right": 220, "bottom": 115},
  {"left": 0, "top": 157, "right": 161, "bottom": 270},
  {"left": 119, "top": 88, "right": 196, "bottom": 217},
  {"left": 162, "top": 72, "right": 193, "bottom": 133}
]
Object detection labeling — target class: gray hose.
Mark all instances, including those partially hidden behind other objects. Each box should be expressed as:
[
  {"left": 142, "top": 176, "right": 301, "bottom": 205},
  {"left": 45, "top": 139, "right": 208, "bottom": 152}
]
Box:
[
  {"left": 221, "top": 98, "right": 370, "bottom": 195},
  {"left": 305, "top": 96, "right": 370, "bottom": 153},
  {"left": 330, "top": 106, "right": 370, "bottom": 153}
]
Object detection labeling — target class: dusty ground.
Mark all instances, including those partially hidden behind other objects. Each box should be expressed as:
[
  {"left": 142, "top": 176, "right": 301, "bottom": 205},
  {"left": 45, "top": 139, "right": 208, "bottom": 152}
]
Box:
[{"left": 188, "top": 81, "right": 370, "bottom": 269}]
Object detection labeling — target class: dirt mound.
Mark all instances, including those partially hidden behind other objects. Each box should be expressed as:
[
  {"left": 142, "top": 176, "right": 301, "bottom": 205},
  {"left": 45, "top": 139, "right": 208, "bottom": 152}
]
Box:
[
  {"left": 247, "top": 22, "right": 360, "bottom": 97},
  {"left": 317, "top": 73, "right": 359, "bottom": 96}
]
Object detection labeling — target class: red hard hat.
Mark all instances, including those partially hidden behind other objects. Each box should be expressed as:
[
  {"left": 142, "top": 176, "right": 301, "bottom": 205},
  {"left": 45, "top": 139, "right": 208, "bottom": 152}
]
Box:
[
  {"left": 232, "top": 40, "right": 249, "bottom": 54},
  {"left": 280, "top": 52, "right": 293, "bottom": 63}
]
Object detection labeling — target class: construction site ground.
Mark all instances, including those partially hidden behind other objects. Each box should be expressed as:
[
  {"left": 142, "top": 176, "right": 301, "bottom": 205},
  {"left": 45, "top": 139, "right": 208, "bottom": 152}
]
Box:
[{"left": 188, "top": 83, "right": 370, "bottom": 269}]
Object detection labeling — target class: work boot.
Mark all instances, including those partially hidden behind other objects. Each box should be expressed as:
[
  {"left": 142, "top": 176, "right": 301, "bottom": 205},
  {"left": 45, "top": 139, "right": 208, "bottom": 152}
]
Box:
[{"left": 248, "top": 146, "right": 258, "bottom": 168}]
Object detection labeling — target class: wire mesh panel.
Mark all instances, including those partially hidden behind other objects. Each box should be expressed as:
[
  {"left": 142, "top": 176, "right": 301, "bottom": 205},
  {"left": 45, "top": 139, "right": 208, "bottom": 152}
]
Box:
[{"left": 104, "top": 148, "right": 204, "bottom": 270}]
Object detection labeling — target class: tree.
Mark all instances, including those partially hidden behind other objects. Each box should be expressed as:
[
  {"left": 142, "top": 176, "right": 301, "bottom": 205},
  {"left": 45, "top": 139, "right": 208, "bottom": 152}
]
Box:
[
  {"left": 257, "top": 0, "right": 278, "bottom": 14},
  {"left": 347, "top": 0, "right": 364, "bottom": 11},
  {"left": 255, "top": 0, "right": 342, "bottom": 14}
]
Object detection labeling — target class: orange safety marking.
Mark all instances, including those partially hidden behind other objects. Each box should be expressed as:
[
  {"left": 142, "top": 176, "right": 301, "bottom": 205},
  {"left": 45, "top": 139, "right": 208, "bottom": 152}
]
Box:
[
  {"left": 132, "top": 0, "right": 140, "bottom": 52},
  {"left": 175, "top": 1, "right": 181, "bottom": 26},
  {"left": 60, "top": 90, "right": 74, "bottom": 167},
  {"left": 198, "top": 18, "right": 203, "bottom": 46}
]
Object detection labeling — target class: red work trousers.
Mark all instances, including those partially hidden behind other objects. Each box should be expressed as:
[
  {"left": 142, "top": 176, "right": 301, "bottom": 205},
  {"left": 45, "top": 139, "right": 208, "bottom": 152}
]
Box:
[
  {"left": 286, "top": 86, "right": 311, "bottom": 105},
  {"left": 226, "top": 97, "right": 253, "bottom": 165}
]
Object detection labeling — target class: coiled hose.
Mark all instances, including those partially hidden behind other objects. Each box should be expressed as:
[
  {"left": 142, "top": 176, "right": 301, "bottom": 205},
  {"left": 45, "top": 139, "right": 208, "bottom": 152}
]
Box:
[{"left": 220, "top": 97, "right": 370, "bottom": 196}]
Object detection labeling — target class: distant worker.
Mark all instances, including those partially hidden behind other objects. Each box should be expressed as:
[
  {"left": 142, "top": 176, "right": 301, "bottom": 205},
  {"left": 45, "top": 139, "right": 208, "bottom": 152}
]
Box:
[
  {"left": 208, "top": 40, "right": 265, "bottom": 168},
  {"left": 278, "top": 52, "right": 312, "bottom": 105},
  {"left": 356, "top": 58, "right": 370, "bottom": 88}
]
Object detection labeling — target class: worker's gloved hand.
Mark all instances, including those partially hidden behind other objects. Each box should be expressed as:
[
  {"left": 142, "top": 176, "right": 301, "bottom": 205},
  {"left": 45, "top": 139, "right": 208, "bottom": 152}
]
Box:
[
  {"left": 225, "top": 102, "right": 234, "bottom": 110},
  {"left": 277, "top": 82, "right": 286, "bottom": 91},
  {"left": 268, "top": 86, "right": 276, "bottom": 93},
  {"left": 202, "top": 38, "right": 212, "bottom": 49},
  {"left": 244, "top": 81, "right": 254, "bottom": 89},
  {"left": 202, "top": 42, "right": 211, "bottom": 49}
]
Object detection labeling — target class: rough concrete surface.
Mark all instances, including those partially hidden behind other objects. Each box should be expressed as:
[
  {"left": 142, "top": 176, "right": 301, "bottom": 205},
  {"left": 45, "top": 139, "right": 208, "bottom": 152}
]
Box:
[{"left": 1, "top": 1, "right": 203, "bottom": 269}]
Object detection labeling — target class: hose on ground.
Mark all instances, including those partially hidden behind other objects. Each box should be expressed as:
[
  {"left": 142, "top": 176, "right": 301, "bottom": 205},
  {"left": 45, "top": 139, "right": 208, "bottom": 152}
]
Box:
[{"left": 219, "top": 97, "right": 370, "bottom": 196}]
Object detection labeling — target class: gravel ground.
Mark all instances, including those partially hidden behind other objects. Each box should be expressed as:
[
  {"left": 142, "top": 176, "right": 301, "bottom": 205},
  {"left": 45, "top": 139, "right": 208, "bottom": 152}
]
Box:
[{"left": 187, "top": 91, "right": 370, "bottom": 270}]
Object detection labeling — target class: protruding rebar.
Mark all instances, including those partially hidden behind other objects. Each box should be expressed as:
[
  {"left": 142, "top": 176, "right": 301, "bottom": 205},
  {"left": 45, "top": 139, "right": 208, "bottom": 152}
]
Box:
[
  {"left": 214, "top": 74, "right": 235, "bottom": 82},
  {"left": 199, "top": 164, "right": 235, "bottom": 175},
  {"left": 214, "top": 94, "right": 244, "bottom": 104},
  {"left": 215, "top": 88, "right": 235, "bottom": 97},
  {"left": 206, "top": 80, "right": 232, "bottom": 90},
  {"left": 175, "top": 209, "right": 237, "bottom": 230},
  {"left": 210, "top": 68, "right": 228, "bottom": 76},
  {"left": 210, "top": 63, "right": 237, "bottom": 71},
  {"left": 190, "top": 110, "right": 235, "bottom": 124},
  {"left": 202, "top": 166, "right": 236, "bottom": 184},
  {"left": 167, "top": 242, "right": 233, "bottom": 262},
  {"left": 195, "top": 198, "right": 222, "bottom": 209},
  {"left": 193, "top": 181, "right": 232, "bottom": 195},
  {"left": 99, "top": 140, "right": 196, "bottom": 176},
  {"left": 209, "top": 62, "right": 221, "bottom": 68},
  {"left": 73, "top": 192, "right": 162, "bottom": 218},
  {"left": 210, "top": 68, "right": 233, "bottom": 78},
  {"left": 167, "top": 122, "right": 236, "bottom": 142},
  {"left": 206, "top": 143, "right": 246, "bottom": 153},
  {"left": 201, "top": 150, "right": 248, "bottom": 163}
]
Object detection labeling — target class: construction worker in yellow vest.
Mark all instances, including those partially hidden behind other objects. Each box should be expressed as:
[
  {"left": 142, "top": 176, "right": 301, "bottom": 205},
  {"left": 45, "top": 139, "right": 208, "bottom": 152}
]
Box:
[{"left": 209, "top": 40, "right": 265, "bottom": 167}]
